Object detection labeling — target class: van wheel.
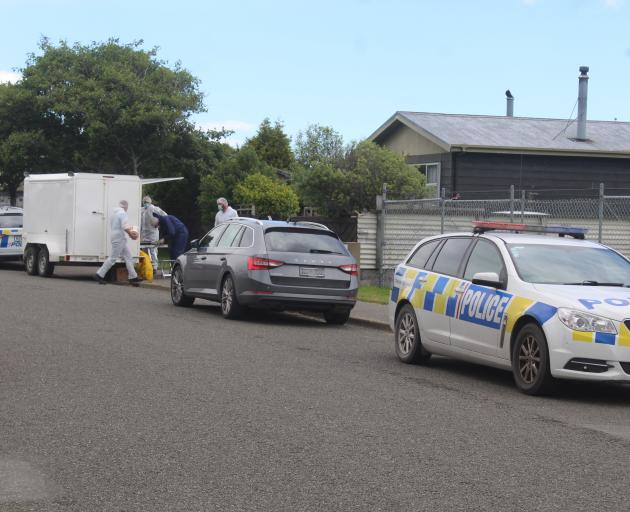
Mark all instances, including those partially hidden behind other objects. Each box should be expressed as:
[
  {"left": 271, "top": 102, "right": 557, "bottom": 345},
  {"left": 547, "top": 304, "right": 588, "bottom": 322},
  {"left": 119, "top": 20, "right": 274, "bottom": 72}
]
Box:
[
  {"left": 512, "top": 323, "right": 555, "bottom": 395},
  {"left": 221, "top": 275, "right": 243, "bottom": 319},
  {"left": 394, "top": 304, "right": 431, "bottom": 364},
  {"left": 37, "top": 246, "right": 54, "bottom": 277},
  {"left": 24, "top": 246, "right": 39, "bottom": 275}
]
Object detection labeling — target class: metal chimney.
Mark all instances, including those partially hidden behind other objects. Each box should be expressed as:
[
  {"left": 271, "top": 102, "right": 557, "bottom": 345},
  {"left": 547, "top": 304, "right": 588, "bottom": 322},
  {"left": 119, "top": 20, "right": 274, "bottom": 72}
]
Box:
[
  {"left": 506, "top": 90, "right": 514, "bottom": 117},
  {"left": 577, "top": 66, "right": 589, "bottom": 140}
]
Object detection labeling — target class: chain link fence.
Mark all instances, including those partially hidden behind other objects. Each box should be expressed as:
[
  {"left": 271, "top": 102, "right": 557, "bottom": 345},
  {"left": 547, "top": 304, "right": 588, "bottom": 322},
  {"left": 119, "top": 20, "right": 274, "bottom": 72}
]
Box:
[{"left": 358, "top": 184, "right": 630, "bottom": 283}]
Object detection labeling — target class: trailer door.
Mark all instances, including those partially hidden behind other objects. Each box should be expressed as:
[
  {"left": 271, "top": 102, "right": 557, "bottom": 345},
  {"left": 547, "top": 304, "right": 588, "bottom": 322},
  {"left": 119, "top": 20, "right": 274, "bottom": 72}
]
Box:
[{"left": 73, "top": 177, "right": 106, "bottom": 258}]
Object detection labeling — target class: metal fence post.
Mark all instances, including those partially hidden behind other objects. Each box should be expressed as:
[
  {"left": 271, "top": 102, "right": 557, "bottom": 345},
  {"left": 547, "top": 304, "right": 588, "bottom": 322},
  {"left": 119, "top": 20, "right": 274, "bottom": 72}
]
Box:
[
  {"left": 520, "top": 190, "right": 526, "bottom": 224},
  {"left": 375, "top": 194, "right": 384, "bottom": 287},
  {"left": 510, "top": 185, "right": 515, "bottom": 223},
  {"left": 598, "top": 182, "right": 604, "bottom": 243}
]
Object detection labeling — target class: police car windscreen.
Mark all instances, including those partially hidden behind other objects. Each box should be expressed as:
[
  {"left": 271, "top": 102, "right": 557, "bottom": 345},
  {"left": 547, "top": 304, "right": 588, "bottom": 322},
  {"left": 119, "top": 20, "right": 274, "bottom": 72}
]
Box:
[
  {"left": 264, "top": 228, "right": 346, "bottom": 254},
  {"left": 507, "top": 244, "right": 630, "bottom": 285},
  {"left": 0, "top": 213, "right": 22, "bottom": 228}
]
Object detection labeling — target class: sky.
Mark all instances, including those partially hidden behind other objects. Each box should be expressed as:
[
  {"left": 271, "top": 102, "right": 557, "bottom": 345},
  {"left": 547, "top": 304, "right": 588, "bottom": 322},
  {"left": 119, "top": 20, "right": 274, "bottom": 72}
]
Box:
[{"left": 1, "top": 0, "right": 629, "bottom": 147}]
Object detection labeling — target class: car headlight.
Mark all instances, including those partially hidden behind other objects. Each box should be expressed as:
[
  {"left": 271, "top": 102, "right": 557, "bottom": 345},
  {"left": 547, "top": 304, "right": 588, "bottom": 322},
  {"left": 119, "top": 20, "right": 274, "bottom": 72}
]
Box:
[{"left": 557, "top": 308, "right": 617, "bottom": 334}]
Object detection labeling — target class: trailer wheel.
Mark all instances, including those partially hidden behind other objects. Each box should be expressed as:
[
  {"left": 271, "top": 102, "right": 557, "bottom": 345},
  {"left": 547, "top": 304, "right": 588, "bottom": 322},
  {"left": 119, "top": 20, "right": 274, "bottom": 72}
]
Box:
[
  {"left": 37, "top": 246, "right": 55, "bottom": 277},
  {"left": 24, "top": 245, "right": 39, "bottom": 276}
]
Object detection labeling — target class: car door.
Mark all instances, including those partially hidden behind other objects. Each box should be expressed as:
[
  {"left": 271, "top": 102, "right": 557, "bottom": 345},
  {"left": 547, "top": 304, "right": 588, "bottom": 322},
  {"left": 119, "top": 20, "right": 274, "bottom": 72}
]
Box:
[
  {"left": 412, "top": 237, "right": 473, "bottom": 345},
  {"left": 186, "top": 225, "right": 226, "bottom": 292},
  {"left": 201, "top": 223, "right": 244, "bottom": 295},
  {"left": 450, "top": 238, "right": 510, "bottom": 357}
]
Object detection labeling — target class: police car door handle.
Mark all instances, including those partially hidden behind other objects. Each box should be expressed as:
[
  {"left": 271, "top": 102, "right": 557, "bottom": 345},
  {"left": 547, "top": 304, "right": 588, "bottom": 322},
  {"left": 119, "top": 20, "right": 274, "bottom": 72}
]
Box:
[{"left": 455, "top": 284, "right": 467, "bottom": 294}]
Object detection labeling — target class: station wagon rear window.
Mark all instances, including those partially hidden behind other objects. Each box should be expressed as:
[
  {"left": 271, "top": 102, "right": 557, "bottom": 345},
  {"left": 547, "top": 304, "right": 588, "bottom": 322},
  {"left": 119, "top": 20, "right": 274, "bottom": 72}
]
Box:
[{"left": 264, "top": 228, "right": 347, "bottom": 255}]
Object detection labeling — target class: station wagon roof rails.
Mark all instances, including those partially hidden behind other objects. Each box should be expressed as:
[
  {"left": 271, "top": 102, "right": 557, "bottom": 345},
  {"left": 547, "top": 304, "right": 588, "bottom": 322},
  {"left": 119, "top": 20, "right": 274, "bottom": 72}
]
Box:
[
  {"left": 232, "top": 217, "right": 263, "bottom": 225},
  {"left": 472, "top": 221, "right": 587, "bottom": 239},
  {"left": 291, "top": 221, "right": 331, "bottom": 231}
]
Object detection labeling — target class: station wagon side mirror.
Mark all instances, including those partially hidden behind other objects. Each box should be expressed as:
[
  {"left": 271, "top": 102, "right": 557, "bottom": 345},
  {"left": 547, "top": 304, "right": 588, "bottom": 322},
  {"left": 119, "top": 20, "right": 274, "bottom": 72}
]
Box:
[
  {"left": 190, "top": 239, "right": 199, "bottom": 249},
  {"left": 472, "top": 272, "right": 504, "bottom": 289}
]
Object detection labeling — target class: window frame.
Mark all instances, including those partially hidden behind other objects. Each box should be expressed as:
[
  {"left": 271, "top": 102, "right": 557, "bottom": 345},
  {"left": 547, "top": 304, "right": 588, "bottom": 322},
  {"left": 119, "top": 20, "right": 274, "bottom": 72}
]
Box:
[
  {"left": 428, "top": 236, "right": 474, "bottom": 277},
  {"left": 198, "top": 224, "right": 227, "bottom": 249},
  {"left": 406, "top": 238, "right": 443, "bottom": 270},
  {"left": 462, "top": 238, "right": 508, "bottom": 287},
  {"left": 416, "top": 163, "right": 441, "bottom": 198}
]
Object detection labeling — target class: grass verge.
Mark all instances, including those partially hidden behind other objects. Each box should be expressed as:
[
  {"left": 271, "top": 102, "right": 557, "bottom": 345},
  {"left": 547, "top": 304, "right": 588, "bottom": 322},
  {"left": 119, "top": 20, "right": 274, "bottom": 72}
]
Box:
[{"left": 357, "top": 285, "right": 390, "bottom": 305}]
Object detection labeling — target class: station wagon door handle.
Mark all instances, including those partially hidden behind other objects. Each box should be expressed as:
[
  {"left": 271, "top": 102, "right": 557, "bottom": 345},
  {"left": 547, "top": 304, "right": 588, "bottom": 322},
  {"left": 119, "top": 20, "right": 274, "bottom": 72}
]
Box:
[
  {"left": 220, "top": 257, "right": 227, "bottom": 262},
  {"left": 200, "top": 256, "right": 206, "bottom": 260}
]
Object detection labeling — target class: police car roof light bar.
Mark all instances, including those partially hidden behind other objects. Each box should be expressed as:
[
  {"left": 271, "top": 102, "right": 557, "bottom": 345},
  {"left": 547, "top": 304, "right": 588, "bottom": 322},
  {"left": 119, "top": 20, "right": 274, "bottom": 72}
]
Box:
[{"left": 472, "top": 221, "right": 588, "bottom": 239}]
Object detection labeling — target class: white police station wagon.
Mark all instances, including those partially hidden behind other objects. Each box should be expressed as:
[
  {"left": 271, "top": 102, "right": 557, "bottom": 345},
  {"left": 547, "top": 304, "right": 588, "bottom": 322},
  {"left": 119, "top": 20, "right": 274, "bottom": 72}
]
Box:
[
  {"left": 390, "top": 222, "right": 630, "bottom": 395},
  {"left": 0, "top": 206, "right": 23, "bottom": 261}
]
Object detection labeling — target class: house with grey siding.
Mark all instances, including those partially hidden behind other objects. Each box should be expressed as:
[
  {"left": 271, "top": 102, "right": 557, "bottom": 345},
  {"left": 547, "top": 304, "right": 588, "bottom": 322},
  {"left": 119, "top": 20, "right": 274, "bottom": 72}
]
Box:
[{"left": 369, "top": 111, "right": 630, "bottom": 199}]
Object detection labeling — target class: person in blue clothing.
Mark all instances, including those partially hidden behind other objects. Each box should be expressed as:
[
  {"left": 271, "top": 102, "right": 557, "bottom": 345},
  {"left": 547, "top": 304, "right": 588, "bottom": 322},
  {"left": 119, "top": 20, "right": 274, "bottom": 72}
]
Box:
[{"left": 152, "top": 213, "right": 189, "bottom": 261}]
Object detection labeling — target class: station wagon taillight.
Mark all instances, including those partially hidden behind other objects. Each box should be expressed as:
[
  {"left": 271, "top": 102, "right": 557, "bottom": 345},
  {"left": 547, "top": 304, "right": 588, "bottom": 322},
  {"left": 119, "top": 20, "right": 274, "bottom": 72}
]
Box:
[
  {"left": 338, "top": 263, "right": 359, "bottom": 276},
  {"left": 247, "top": 256, "right": 284, "bottom": 270}
]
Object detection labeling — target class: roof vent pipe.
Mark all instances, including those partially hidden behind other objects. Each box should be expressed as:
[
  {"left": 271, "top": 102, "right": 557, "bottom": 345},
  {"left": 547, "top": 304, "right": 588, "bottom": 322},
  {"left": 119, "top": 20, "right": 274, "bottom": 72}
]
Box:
[
  {"left": 506, "top": 90, "right": 514, "bottom": 117},
  {"left": 577, "top": 66, "right": 589, "bottom": 140}
]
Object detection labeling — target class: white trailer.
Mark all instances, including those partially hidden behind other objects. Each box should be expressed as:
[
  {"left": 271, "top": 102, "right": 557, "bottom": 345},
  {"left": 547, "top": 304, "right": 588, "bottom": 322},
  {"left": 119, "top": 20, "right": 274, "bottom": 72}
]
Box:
[{"left": 22, "top": 172, "right": 179, "bottom": 277}]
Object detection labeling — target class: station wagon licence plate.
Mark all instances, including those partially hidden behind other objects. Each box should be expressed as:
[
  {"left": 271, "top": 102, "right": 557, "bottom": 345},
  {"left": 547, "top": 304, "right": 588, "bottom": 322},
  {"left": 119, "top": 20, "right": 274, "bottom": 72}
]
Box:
[{"left": 299, "top": 267, "right": 325, "bottom": 278}]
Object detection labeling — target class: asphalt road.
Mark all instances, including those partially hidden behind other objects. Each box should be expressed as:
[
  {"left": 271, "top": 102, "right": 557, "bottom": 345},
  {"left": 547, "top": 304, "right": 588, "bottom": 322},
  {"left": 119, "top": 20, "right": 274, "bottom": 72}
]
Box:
[{"left": 2, "top": 262, "right": 630, "bottom": 511}]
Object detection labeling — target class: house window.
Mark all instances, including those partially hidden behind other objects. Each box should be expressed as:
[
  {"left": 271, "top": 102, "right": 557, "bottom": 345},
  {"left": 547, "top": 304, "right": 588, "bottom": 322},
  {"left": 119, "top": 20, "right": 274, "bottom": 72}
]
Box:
[{"left": 417, "top": 163, "right": 440, "bottom": 197}]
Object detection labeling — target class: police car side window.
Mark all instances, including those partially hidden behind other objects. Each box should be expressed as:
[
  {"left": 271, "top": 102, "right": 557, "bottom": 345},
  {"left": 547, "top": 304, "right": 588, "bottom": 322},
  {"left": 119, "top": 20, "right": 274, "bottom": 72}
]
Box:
[
  {"left": 464, "top": 240, "right": 506, "bottom": 281},
  {"left": 407, "top": 239, "right": 441, "bottom": 269},
  {"left": 431, "top": 238, "right": 472, "bottom": 276}
]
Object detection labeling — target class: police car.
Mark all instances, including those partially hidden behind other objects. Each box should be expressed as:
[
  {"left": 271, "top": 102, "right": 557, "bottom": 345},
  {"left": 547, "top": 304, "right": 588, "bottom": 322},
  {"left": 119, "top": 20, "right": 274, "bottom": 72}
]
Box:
[
  {"left": 0, "top": 206, "right": 23, "bottom": 261},
  {"left": 390, "top": 222, "right": 630, "bottom": 395}
]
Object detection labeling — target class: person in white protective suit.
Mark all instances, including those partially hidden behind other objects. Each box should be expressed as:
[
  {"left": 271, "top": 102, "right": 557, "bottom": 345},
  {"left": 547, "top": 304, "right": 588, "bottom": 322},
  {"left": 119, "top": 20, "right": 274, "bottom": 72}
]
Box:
[
  {"left": 140, "top": 195, "right": 166, "bottom": 271},
  {"left": 94, "top": 200, "right": 141, "bottom": 286}
]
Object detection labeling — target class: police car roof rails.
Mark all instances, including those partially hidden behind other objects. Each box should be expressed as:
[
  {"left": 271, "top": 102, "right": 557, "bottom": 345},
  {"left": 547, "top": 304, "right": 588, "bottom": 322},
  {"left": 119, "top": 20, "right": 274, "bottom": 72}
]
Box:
[{"left": 472, "top": 221, "right": 588, "bottom": 239}]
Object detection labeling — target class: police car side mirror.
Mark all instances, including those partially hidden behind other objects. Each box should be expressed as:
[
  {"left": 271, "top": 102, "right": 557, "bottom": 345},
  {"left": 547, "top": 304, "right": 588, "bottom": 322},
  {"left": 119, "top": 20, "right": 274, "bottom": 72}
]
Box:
[{"left": 472, "top": 272, "right": 504, "bottom": 289}]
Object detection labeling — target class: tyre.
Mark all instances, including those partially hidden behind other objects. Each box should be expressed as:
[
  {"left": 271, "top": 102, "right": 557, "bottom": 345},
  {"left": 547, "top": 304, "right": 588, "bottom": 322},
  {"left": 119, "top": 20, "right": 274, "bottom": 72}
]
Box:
[
  {"left": 171, "top": 265, "right": 194, "bottom": 307},
  {"left": 24, "top": 245, "right": 39, "bottom": 276},
  {"left": 221, "top": 274, "right": 243, "bottom": 319},
  {"left": 36, "top": 246, "right": 54, "bottom": 277},
  {"left": 511, "top": 323, "right": 555, "bottom": 396},
  {"left": 324, "top": 309, "right": 351, "bottom": 325},
  {"left": 394, "top": 303, "right": 431, "bottom": 364}
]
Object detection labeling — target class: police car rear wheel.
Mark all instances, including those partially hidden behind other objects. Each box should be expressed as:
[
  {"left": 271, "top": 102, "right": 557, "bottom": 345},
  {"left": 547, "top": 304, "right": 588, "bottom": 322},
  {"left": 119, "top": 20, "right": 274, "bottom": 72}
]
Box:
[
  {"left": 512, "top": 323, "right": 555, "bottom": 395},
  {"left": 395, "top": 304, "right": 431, "bottom": 364}
]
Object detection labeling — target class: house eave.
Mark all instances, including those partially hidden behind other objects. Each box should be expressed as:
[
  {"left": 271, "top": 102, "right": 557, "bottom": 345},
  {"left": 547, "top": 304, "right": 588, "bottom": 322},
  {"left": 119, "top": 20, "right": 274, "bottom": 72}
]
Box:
[{"left": 450, "top": 145, "right": 630, "bottom": 159}]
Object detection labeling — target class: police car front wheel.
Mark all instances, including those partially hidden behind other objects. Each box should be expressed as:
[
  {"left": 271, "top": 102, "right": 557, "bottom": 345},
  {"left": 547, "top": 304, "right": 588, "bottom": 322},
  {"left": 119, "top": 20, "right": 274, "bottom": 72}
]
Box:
[
  {"left": 511, "top": 323, "right": 555, "bottom": 395},
  {"left": 395, "top": 304, "right": 431, "bottom": 364}
]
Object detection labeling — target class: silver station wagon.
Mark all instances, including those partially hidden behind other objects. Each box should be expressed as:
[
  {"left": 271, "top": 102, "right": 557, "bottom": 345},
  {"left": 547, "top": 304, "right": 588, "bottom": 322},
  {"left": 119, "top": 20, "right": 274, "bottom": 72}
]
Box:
[{"left": 170, "top": 218, "right": 358, "bottom": 324}]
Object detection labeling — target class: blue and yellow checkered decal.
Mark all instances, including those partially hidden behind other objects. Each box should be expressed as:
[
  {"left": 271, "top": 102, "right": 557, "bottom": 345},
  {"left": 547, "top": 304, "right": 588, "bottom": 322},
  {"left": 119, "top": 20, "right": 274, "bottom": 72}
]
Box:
[
  {"left": 0, "top": 228, "right": 21, "bottom": 248},
  {"left": 392, "top": 265, "right": 557, "bottom": 333}
]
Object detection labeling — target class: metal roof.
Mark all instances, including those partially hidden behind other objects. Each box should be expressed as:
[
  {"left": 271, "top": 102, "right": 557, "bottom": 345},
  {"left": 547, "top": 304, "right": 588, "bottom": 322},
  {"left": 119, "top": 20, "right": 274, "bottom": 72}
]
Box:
[{"left": 370, "top": 111, "right": 630, "bottom": 156}]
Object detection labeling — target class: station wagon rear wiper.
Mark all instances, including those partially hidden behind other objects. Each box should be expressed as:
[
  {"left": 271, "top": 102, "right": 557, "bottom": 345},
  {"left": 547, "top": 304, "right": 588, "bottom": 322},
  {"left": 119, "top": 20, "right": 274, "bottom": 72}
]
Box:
[
  {"left": 309, "top": 249, "right": 343, "bottom": 254},
  {"left": 564, "top": 280, "right": 625, "bottom": 286}
]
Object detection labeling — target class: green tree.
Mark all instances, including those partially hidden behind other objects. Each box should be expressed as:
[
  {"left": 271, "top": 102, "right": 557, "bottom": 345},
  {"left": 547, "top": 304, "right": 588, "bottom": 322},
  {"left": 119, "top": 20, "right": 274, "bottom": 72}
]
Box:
[
  {"left": 0, "top": 83, "right": 51, "bottom": 205},
  {"left": 295, "top": 140, "right": 427, "bottom": 215},
  {"left": 294, "top": 124, "right": 344, "bottom": 168},
  {"left": 197, "top": 146, "right": 274, "bottom": 228},
  {"left": 20, "top": 38, "right": 204, "bottom": 175},
  {"left": 244, "top": 118, "right": 294, "bottom": 169},
  {"left": 234, "top": 173, "right": 300, "bottom": 219}
]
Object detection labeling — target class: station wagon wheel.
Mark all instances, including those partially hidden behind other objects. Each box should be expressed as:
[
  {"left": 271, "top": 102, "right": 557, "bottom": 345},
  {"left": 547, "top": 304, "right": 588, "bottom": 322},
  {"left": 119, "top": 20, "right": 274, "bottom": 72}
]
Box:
[
  {"left": 171, "top": 265, "right": 194, "bottom": 307},
  {"left": 512, "top": 323, "right": 555, "bottom": 395},
  {"left": 24, "top": 245, "right": 39, "bottom": 276},
  {"left": 394, "top": 304, "right": 431, "bottom": 364},
  {"left": 221, "top": 274, "right": 243, "bottom": 319}
]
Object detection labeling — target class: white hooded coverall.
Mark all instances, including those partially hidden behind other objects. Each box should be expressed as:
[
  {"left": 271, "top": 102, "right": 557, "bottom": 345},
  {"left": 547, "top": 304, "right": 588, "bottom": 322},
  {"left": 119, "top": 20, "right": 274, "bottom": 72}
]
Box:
[
  {"left": 96, "top": 207, "right": 138, "bottom": 280},
  {"left": 141, "top": 204, "right": 166, "bottom": 270}
]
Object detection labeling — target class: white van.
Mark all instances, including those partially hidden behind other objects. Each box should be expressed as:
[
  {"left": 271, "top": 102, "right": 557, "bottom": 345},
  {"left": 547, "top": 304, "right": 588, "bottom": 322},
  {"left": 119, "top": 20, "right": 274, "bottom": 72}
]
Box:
[{"left": 22, "top": 172, "right": 178, "bottom": 277}]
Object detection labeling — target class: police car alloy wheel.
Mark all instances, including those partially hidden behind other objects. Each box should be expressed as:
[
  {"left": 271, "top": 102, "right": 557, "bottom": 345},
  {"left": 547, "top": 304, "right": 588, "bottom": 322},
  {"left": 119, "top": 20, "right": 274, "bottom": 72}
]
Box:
[
  {"left": 512, "top": 323, "right": 554, "bottom": 395},
  {"left": 395, "top": 304, "right": 431, "bottom": 364}
]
